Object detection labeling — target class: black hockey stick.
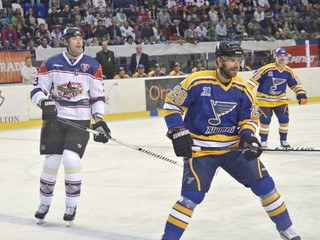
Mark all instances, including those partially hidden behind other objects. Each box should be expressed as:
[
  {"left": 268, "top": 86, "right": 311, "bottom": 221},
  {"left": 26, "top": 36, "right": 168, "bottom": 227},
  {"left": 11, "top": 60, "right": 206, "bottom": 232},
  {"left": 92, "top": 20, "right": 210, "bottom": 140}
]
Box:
[
  {"left": 57, "top": 118, "right": 183, "bottom": 167},
  {"left": 192, "top": 146, "right": 320, "bottom": 152}
]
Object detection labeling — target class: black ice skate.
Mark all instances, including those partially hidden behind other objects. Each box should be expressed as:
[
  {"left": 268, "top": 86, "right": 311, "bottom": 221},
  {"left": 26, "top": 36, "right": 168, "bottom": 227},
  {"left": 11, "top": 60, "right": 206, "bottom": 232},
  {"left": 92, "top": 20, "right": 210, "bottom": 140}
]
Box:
[
  {"left": 63, "top": 205, "right": 77, "bottom": 227},
  {"left": 35, "top": 204, "right": 50, "bottom": 225}
]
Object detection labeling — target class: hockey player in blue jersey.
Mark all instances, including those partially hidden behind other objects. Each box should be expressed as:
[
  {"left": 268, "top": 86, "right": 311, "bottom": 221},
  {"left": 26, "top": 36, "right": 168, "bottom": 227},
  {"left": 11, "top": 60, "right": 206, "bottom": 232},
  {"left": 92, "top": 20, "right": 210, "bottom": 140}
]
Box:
[
  {"left": 161, "top": 41, "right": 301, "bottom": 240},
  {"left": 30, "top": 27, "right": 111, "bottom": 226},
  {"left": 247, "top": 48, "right": 307, "bottom": 148}
]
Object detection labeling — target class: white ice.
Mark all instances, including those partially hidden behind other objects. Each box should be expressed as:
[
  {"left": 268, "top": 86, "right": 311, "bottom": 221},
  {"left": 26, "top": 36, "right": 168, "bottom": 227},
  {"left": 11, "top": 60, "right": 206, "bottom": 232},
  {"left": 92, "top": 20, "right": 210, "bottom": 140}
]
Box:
[{"left": 0, "top": 103, "right": 319, "bottom": 240}]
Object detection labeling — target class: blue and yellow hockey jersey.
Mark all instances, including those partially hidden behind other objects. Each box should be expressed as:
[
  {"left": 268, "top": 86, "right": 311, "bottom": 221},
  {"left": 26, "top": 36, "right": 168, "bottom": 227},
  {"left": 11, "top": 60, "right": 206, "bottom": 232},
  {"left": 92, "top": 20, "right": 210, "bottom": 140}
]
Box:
[
  {"left": 163, "top": 70, "right": 259, "bottom": 157},
  {"left": 247, "top": 63, "right": 306, "bottom": 107}
]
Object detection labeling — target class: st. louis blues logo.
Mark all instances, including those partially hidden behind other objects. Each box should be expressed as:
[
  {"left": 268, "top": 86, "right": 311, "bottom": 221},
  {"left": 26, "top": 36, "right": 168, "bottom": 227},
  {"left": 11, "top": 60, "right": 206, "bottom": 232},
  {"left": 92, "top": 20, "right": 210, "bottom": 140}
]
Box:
[
  {"left": 208, "top": 100, "right": 237, "bottom": 125},
  {"left": 0, "top": 90, "right": 4, "bottom": 107},
  {"left": 270, "top": 77, "right": 286, "bottom": 90},
  {"left": 80, "top": 63, "right": 90, "bottom": 72}
]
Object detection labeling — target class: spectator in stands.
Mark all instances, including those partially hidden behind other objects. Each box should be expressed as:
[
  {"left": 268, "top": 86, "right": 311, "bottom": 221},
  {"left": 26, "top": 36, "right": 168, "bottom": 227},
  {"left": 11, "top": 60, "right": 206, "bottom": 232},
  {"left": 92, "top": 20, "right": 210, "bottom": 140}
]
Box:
[
  {"left": 208, "top": 5, "right": 219, "bottom": 26},
  {"left": 215, "top": 18, "right": 227, "bottom": 40},
  {"left": 124, "top": 35, "right": 136, "bottom": 45},
  {"left": 161, "top": 20, "right": 172, "bottom": 40},
  {"left": 60, "top": 4, "right": 75, "bottom": 26},
  {"left": 149, "top": 3, "right": 159, "bottom": 23},
  {"left": 108, "top": 19, "right": 122, "bottom": 45},
  {"left": 115, "top": 7, "right": 127, "bottom": 26},
  {"left": 2, "top": 24, "right": 18, "bottom": 47},
  {"left": 159, "top": 6, "right": 173, "bottom": 27},
  {"left": 126, "top": 3, "right": 138, "bottom": 26},
  {"left": 35, "top": 23, "right": 51, "bottom": 45},
  {"left": 152, "top": 20, "right": 161, "bottom": 40},
  {"left": 27, "top": 39, "right": 37, "bottom": 50},
  {"left": 171, "top": 19, "right": 184, "bottom": 38},
  {"left": 114, "top": 67, "right": 130, "bottom": 79},
  {"left": 21, "top": 56, "right": 37, "bottom": 84},
  {"left": 24, "top": 7, "right": 38, "bottom": 36},
  {"left": 84, "top": 6, "right": 95, "bottom": 25},
  {"left": 96, "top": 40, "right": 116, "bottom": 79},
  {"left": 184, "top": 22, "right": 199, "bottom": 44},
  {"left": 16, "top": 23, "right": 26, "bottom": 41},
  {"left": 137, "top": 5, "right": 150, "bottom": 24},
  {"left": 195, "top": 21, "right": 208, "bottom": 42},
  {"left": 206, "top": 23, "right": 217, "bottom": 41},
  {"left": 192, "top": 59, "right": 205, "bottom": 73},
  {"left": 92, "top": 0, "right": 107, "bottom": 11},
  {"left": 132, "top": 64, "right": 148, "bottom": 77},
  {"left": 95, "top": 19, "right": 109, "bottom": 40},
  {"left": 15, "top": 39, "right": 26, "bottom": 50},
  {"left": 130, "top": 44, "right": 150, "bottom": 74},
  {"left": 1, "top": 40, "right": 13, "bottom": 50},
  {"left": 120, "top": 20, "right": 135, "bottom": 41},
  {"left": 51, "top": 25, "right": 63, "bottom": 45},
  {"left": 169, "top": 62, "right": 185, "bottom": 76},
  {"left": 247, "top": 17, "right": 262, "bottom": 37},
  {"left": 37, "top": 37, "right": 52, "bottom": 49},
  {"left": 141, "top": 21, "right": 154, "bottom": 40},
  {"left": 11, "top": 8, "right": 27, "bottom": 29},
  {"left": 82, "top": 0, "right": 93, "bottom": 8},
  {"left": 170, "top": 5, "right": 183, "bottom": 23},
  {"left": 148, "top": 63, "right": 166, "bottom": 77}
]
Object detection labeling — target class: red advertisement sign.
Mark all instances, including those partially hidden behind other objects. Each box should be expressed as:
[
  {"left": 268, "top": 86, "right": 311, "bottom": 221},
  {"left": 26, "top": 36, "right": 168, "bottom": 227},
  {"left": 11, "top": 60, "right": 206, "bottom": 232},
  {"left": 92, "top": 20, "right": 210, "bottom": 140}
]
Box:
[
  {"left": 0, "top": 51, "right": 31, "bottom": 84},
  {"left": 284, "top": 44, "right": 318, "bottom": 68}
]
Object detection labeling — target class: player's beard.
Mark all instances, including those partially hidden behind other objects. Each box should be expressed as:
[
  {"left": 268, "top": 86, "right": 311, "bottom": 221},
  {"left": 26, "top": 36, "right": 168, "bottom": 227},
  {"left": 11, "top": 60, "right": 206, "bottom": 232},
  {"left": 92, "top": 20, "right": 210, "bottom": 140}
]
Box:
[{"left": 220, "top": 63, "right": 239, "bottom": 79}]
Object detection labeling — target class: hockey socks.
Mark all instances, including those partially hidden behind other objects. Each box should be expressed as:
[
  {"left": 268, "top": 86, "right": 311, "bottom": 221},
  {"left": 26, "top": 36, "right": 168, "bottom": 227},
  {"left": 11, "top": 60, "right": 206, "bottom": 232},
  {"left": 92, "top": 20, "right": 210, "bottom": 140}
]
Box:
[{"left": 251, "top": 176, "right": 293, "bottom": 232}]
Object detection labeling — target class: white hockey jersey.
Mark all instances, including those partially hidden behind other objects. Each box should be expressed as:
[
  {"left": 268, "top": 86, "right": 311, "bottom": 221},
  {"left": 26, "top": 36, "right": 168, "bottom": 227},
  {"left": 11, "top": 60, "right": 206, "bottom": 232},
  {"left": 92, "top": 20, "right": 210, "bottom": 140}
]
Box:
[{"left": 31, "top": 52, "right": 105, "bottom": 120}]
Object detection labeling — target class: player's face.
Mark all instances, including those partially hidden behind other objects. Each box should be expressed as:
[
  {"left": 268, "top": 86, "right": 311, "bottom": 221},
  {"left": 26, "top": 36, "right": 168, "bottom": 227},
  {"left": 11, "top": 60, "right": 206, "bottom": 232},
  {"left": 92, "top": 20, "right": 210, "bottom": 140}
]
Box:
[
  {"left": 68, "top": 36, "right": 83, "bottom": 56},
  {"left": 221, "top": 56, "right": 241, "bottom": 78},
  {"left": 276, "top": 54, "right": 288, "bottom": 66}
]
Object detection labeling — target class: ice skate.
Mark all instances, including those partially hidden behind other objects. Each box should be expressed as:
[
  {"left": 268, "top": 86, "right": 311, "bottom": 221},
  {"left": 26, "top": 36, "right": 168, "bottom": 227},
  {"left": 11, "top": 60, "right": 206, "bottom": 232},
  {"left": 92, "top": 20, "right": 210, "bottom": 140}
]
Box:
[
  {"left": 280, "top": 140, "right": 290, "bottom": 148},
  {"left": 35, "top": 204, "right": 50, "bottom": 225},
  {"left": 279, "top": 226, "right": 301, "bottom": 240},
  {"left": 261, "top": 141, "right": 268, "bottom": 148},
  {"left": 63, "top": 205, "right": 77, "bottom": 227}
]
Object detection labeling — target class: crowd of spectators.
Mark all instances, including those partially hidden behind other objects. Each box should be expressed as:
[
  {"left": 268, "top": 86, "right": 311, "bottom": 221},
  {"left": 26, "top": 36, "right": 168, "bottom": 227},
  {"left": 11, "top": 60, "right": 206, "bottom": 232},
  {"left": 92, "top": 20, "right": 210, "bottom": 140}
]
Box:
[{"left": 0, "top": 0, "right": 320, "bottom": 52}]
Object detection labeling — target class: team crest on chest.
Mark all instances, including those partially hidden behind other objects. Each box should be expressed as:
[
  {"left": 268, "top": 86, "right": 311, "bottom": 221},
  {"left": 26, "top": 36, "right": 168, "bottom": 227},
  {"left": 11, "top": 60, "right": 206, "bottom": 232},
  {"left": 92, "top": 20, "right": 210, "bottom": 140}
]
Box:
[
  {"left": 58, "top": 81, "right": 83, "bottom": 99},
  {"left": 80, "top": 63, "right": 90, "bottom": 72}
]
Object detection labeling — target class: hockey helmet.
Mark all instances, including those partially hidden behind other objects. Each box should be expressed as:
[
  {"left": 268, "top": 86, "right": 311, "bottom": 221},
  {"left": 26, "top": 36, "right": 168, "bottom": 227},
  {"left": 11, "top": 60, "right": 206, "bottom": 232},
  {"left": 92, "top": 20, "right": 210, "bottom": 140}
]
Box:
[
  {"left": 215, "top": 41, "right": 243, "bottom": 58},
  {"left": 275, "top": 48, "right": 288, "bottom": 56},
  {"left": 63, "top": 27, "right": 82, "bottom": 41}
]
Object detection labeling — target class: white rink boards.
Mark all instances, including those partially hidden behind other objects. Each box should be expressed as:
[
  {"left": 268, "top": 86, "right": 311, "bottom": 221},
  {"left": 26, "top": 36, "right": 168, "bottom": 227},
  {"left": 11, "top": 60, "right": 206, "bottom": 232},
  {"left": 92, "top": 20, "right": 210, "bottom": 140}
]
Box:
[{"left": 0, "top": 103, "right": 319, "bottom": 240}]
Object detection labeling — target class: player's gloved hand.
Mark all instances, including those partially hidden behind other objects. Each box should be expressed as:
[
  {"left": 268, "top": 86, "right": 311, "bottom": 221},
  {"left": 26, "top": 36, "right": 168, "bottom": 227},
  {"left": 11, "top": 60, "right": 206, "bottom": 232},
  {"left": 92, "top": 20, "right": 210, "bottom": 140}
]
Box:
[
  {"left": 92, "top": 121, "right": 111, "bottom": 143},
  {"left": 40, "top": 99, "right": 57, "bottom": 121},
  {"left": 239, "top": 133, "right": 262, "bottom": 161},
  {"left": 296, "top": 92, "right": 307, "bottom": 105},
  {"left": 167, "top": 126, "right": 193, "bottom": 158}
]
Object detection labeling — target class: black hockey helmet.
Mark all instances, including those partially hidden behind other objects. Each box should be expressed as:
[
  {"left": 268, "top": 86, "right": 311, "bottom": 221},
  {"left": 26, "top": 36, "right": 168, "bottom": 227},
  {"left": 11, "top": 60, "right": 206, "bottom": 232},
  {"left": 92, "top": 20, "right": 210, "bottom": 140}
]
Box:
[
  {"left": 215, "top": 41, "right": 243, "bottom": 58},
  {"left": 63, "top": 27, "right": 82, "bottom": 41}
]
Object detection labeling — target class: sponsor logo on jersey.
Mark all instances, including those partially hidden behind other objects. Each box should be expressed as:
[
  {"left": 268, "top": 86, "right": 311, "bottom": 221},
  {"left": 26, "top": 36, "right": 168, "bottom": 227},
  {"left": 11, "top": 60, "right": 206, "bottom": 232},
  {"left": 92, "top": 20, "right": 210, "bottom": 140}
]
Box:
[
  {"left": 187, "top": 177, "right": 195, "bottom": 184},
  {"left": 80, "top": 63, "right": 90, "bottom": 72},
  {"left": 201, "top": 87, "right": 211, "bottom": 96},
  {"left": 58, "top": 81, "right": 83, "bottom": 99}
]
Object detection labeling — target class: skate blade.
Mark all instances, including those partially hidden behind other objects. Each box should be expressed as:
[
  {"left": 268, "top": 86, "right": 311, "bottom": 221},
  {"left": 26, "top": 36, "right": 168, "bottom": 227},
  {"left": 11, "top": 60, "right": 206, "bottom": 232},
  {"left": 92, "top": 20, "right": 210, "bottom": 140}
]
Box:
[
  {"left": 36, "top": 219, "right": 45, "bottom": 225},
  {"left": 65, "top": 221, "right": 73, "bottom": 227}
]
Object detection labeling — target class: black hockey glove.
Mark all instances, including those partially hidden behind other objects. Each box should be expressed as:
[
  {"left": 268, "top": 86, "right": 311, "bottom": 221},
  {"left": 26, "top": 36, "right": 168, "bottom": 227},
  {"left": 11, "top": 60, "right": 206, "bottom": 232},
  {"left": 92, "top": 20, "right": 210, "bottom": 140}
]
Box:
[
  {"left": 167, "top": 126, "right": 193, "bottom": 158},
  {"left": 296, "top": 92, "right": 307, "bottom": 105},
  {"left": 40, "top": 99, "right": 57, "bottom": 121},
  {"left": 91, "top": 121, "right": 111, "bottom": 143},
  {"left": 239, "top": 133, "right": 262, "bottom": 161}
]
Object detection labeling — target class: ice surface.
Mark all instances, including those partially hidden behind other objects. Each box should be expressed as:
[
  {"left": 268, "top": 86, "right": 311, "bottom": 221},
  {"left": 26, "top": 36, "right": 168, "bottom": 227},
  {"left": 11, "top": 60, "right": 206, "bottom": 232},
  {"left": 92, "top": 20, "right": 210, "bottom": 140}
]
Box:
[{"left": 0, "top": 103, "right": 319, "bottom": 240}]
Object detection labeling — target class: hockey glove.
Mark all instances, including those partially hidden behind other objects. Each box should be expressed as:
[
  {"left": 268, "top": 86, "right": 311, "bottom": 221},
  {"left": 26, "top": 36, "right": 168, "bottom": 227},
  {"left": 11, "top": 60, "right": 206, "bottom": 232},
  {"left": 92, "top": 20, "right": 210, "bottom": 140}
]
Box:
[
  {"left": 92, "top": 121, "right": 111, "bottom": 143},
  {"left": 167, "top": 126, "right": 193, "bottom": 158},
  {"left": 40, "top": 99, "right": 57, "bottom": 121},
  {"left": 296, "top": 93, "right": 307, "bottom": 105},
  {"left": 239, "top": 133, "right": 262, "bottom": 161}
]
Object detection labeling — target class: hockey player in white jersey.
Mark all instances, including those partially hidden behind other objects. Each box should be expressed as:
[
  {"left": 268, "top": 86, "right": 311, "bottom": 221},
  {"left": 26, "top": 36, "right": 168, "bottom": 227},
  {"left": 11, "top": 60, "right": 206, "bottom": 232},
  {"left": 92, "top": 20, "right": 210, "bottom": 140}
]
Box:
[{"left": 30, "top": 27, "right": 111, "bottom": 226}]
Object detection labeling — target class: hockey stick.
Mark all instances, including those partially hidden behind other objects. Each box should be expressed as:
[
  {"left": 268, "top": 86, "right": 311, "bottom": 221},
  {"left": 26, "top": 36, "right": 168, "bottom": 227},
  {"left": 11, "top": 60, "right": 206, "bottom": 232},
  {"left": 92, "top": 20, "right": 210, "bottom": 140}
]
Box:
[
  {"left": 57, "top": 118, "right": 183, "bottom": 167},
  {"left": 192, "top": 146, "right": 320, "bottom": 152}
]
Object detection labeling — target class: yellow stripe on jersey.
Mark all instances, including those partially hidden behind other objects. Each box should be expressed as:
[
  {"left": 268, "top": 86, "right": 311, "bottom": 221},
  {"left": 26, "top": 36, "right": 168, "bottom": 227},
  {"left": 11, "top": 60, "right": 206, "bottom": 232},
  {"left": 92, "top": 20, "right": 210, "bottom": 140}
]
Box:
[{"left": 189, "top": 159, "right": 201, "bottom": 191}]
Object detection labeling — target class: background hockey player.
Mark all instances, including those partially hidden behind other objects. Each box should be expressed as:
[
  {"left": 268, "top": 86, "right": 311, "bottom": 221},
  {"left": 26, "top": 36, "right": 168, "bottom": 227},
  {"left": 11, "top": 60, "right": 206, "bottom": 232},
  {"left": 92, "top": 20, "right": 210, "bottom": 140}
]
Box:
[
  {"left": 30, "top": 27, "right": 111, "bottom": 225},
  {"left": 161, "top": 41, "right": 301, "bottom": 240},
  {"left": 247, "top": 48, "right": 307, "bottom": 148}
]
